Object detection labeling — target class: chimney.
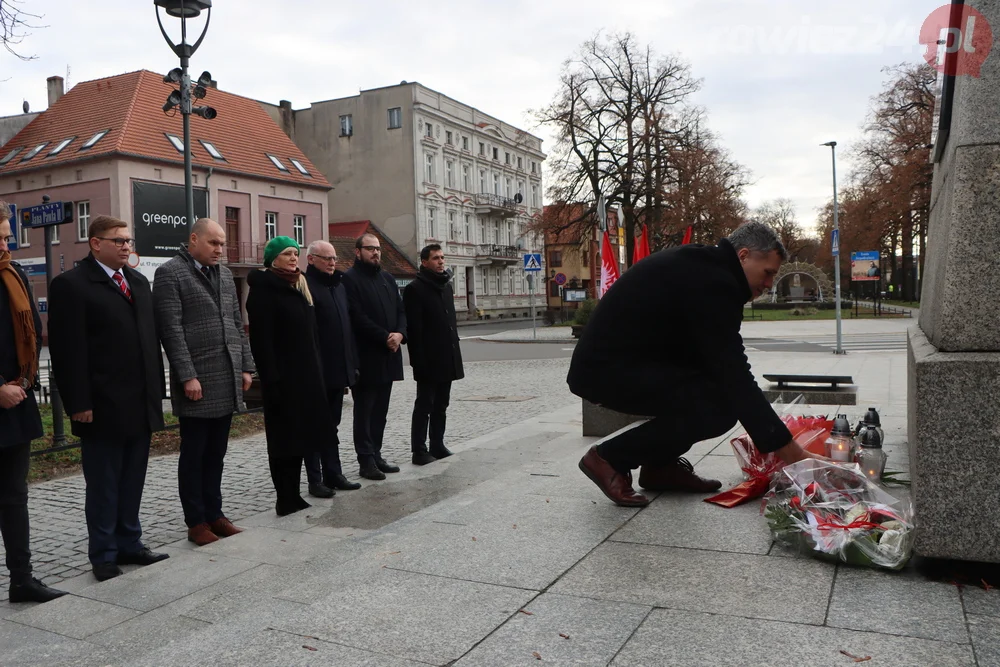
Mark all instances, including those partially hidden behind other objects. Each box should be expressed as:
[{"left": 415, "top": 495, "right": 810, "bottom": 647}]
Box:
[
  {"left": 278, "top": 100, "right": 294, "bottom": 139},
  {"left": 47, "top": 76, "right": 65, "bottom": 108}
]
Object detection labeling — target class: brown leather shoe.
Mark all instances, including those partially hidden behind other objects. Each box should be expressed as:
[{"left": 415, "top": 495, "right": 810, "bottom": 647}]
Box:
[
  {"left": 638, "top": 458, "right": 723, "bottom": 493},
  {"left": 188, "top": 523, "right": 220, "bottom": 546},
  {"left": 208, "top": 517, "right": 243, "bottom": 538},
  {"left": 579, "top": 446, "right": 650, "bottom": 507}
]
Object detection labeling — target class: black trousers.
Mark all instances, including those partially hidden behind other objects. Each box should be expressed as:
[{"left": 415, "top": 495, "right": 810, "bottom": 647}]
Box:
[
  {"left": 351, "top": 382, "right": 393, "bottom": 466},
  {"left": 411, "top": 381, "right": 452, "bottom": 452},
  {"left": 0, "top": 443, "right": 32, "bottom": 582},
  {"left": 268, "top": 454, "right": 304, "bottom": 506},
  {"left": 178, "top": 414, "right": 233, "bottom": 528},
  {"left": 305, "top": 386, "right": 346, "bottom": 487},
  {"left": 81, "top": 433, "right": 151, "bottom": 566},
  {"left": 594, "top": 382, "right": 737, "bottom": 474}
]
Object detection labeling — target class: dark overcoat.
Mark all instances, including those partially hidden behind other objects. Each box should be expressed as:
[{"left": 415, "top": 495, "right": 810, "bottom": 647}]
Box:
[
  {"left": 48, "top": 255, "right": 164, "bottom": 439},
  {"left": 305, "top": 265, "right": 359, "bottom": 391},
  {"left": 153, "top": 246, "right": 255, "bottom": 418},
  {"left": 567, "top": 238, "right": 792, "bottom": 453},
  {"left": 341, "top": 259, "right": 407, "bottom": 386},
  {"left": 246, "top": 269, "right": 331, "bottom": 457},
  {"left": 403, "top": 267, "right": 464, "bottom": 383},
  {"left": 0, "top": 261, "right": 43, "bottom": 447}
]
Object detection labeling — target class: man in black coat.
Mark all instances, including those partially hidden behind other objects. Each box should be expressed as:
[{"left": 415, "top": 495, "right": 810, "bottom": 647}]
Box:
[
  {"left": 303, "top": 240, "right": 362, "bottom": 496},
  {"left": 342, "top": 233, "right": 406, "bottom": 480},
  {"left": 48, "top": 215, "right": 168, "bottom": 581},
  {"left": 568, "top": 222, "right": 820, "bottom": 507},
  {"left": 403, "top": 244, "right": 464, "bottom": 465},
  {"left": 0, "top": 203, "right": 66, "bottom": 603}
]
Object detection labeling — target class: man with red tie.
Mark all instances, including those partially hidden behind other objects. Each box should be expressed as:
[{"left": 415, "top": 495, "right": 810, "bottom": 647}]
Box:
[{"left": 48, "top": 215, "right": 169, "bottom": 582}]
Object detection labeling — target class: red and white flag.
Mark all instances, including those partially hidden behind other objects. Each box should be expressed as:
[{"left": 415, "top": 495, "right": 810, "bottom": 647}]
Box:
[
  {"left": 632, "top": 225, "right": 650, "bottom": 264},
  {"left": 599, "top": 230, "right": 620, "bottom": 297}
]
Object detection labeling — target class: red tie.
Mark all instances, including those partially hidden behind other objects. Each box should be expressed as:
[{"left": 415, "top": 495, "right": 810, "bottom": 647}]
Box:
[{"left": 113, "top": 271, "right": 132, "bottom": 302}]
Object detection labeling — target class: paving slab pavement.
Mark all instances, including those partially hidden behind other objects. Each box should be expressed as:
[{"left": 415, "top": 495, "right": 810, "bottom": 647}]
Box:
[{"left": 2, "top": 332, "right": 995, "bottom": 665}]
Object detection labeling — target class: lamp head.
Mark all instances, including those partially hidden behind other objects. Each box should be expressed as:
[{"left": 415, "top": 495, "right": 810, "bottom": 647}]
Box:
[
  {"left": 196, "top": 71, "right": 213, "bottom": 87},
  {"left": 821, "top": 141, "right": 837, "bottom": 148},
  {"left": 154, "top": 0, "right": 212, "bottom": 18},
  {"left": 163, "top": 68, "right": 183, "bottom": 84},
  {"left": 162, "top": 90, "right": 182, "bottom": 113}
]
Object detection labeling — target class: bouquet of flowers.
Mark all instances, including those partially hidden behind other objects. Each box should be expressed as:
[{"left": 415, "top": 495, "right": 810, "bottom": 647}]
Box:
[
  {"left": 764, "top": 459, "right": 914, "bottom": 570},
  {"left": 705, "top": 397, "right": 833, "bottom": 508}
]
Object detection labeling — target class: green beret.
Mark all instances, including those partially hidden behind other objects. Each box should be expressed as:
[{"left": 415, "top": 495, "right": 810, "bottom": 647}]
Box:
[{"left": 263, "top": 236, "right": 299, "bottom": 267}]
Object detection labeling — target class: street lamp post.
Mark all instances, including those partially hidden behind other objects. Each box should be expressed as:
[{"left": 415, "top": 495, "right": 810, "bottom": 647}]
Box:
[
  {"left": 821, "top": 141, "right": 845, "bottom": 355},
  {"left": 155, "top": 0, "right": 215, "bottom": 228}
]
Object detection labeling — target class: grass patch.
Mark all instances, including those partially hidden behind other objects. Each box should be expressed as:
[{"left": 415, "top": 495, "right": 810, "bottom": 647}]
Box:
[
  {"left": 882, "top": 299, "right": 920, "bottom": 309},
  {"left": 744, "top": 307, "right": 910, "bottom": 321},
  {"left": 29, "top": 406, "right": 264, "bottom": 483}
]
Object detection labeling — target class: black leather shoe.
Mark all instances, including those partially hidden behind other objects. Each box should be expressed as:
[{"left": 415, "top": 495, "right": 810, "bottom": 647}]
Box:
[
  {"left": 329, "top": 473, "right": 361, "bottom": 490},
  {"left": 308, "top": 483, "right": 335, "bottom": 498},
  {"left": 412, "top": 450, "right": 437, "bottom": 466},
  {"left": 375, "top": 458, "right": 400, "bottom": 473},
  {"left": 429, "top": 445, "right": 453, "bottom": 459},
  {"left": 9, "top": 577, "right": 68, "bottom": 603},
  {"left": 359, "top": 465, "right": 386, "bottom": 481},
  {"left": 117, "top": 548, "right": 169, "bottom": 566},
  {"left": 93, "top": 563, "right": 123, "bottom": 581}
]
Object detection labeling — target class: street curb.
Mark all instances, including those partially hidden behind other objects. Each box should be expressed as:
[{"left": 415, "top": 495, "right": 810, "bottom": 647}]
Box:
[{"left": 471, "top": 337, "right": 577, "bottom": 344}]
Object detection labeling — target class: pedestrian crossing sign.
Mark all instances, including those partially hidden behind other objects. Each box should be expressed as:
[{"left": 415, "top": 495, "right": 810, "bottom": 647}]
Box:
[{"left": 523, "top": 253, "right": 542, "bottom": 271}]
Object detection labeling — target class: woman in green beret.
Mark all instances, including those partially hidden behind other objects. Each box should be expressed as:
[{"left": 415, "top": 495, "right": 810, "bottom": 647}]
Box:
[{"left": 246, "top": 237, "right": 334, "bottom": 515}]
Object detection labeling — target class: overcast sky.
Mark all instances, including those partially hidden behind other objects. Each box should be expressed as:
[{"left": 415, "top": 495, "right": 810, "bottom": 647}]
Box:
[{"left": 1, "top": 0, "right": 943, "bottom": 232}]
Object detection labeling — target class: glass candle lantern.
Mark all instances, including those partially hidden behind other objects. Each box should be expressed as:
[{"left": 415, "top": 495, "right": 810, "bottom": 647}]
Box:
[
  {"left": 827, "top": 434, "right": 854, "bottom": 462},
  {"left": 854, "top": 427, "right": 887, "bottom": 482}
]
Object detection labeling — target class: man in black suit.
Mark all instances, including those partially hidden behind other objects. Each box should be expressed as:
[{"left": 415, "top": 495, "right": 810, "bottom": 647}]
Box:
[
  {"left": 403, "top": 244, "right": 464, "bottom": 465},
  {"left": 0, "top": 202, "right": 66, "bottom": 603},
  {"left": 303, "top": 240, "right": 361, "bottom": 496},
  {"left": 342, "top": 233, "right": 406, "bottom": 481},
  {"left": 568, "top": 222, "right": 822, "bottom": 507},
  {"left": 48, "top": 215, "right": 169, "bottom": 581}
]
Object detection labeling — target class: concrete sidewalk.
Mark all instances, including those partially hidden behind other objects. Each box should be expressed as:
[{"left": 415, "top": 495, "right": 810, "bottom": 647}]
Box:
[{"left": 2, "top": 346, "right": 994, "bottom": 665}]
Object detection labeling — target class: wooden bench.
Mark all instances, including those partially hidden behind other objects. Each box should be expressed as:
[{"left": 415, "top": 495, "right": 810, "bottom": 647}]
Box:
[{"left": 761, "top": 374, "right": 857, "bottom": 405}]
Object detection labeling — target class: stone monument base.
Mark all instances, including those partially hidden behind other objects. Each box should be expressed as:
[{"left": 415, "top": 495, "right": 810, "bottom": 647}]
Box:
[{"left": 908, "top": 326, "right": 1000, "bottom": 563}]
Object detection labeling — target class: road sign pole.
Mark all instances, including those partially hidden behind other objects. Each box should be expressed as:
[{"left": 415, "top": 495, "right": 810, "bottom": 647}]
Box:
[
  {"left": 42, "top": 216, "right": 66, "bottom": 446},
  {"left": 528, "top": 274, "right": 536, "bottom": 340},
  {"left": 823, "top": 141, "right": 845, "bottom": 355}
]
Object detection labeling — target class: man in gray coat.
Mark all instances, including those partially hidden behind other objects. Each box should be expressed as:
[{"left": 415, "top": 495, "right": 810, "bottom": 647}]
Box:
[{"left": 153, "top": 218, "right": 255, "bottom": 546}]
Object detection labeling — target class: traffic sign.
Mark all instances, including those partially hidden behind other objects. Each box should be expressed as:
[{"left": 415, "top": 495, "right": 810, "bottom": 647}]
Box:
[
  {"left": 523, "top": 253, "right": 542, "bottom": 271},
  {"left": 21, "top": 201, "right": 72, "bottom": 228},
  {"left": 553, "top": 272, "right": 567, "bottom": 285},
  {"left": 831, "top": 229, "right": 840, "bottom": 256}
]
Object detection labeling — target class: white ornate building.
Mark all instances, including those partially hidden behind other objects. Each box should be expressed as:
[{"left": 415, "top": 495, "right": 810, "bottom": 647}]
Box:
[{"left": 263, "top": 82, "right": 547, "bottom": 319}]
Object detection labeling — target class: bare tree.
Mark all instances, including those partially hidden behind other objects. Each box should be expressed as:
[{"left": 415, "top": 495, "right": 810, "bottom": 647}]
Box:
[
  {"left": 751, "top": 199, "right": 808, "bottom": 259},
  {"left": 1, "top": 0, "right": 43, "bottom": 60}
]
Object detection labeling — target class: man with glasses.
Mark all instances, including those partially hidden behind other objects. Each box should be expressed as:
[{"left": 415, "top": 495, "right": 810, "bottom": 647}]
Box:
[
  {"left": 0, "top": 201, "right": 67, "bottom": 603},
  {"left": 48, "top": 215, "right": 169, "bottom": 581},
  {"left": 342, "top": 234, "right": 406, "bottom": 480},
  {"left": 303, "top": 240, "right": 361, "bottom": 496}
]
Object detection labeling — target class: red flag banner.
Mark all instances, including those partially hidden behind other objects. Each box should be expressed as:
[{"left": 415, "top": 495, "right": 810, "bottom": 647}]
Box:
[
  {"left": 600, "top": 230, "right": 619, "bottom": 297},
  {"left": 632, "top": 225, "right": 650, "bottom": 264},
  {"left": 681, "top": 226, "right": 693, "bottom": 245}
]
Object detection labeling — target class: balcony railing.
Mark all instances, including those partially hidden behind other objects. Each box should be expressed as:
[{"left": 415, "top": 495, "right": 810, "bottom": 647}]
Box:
[
  {"left": 220, "top": 242, "right": 267, "bottom": 266},
  {"left": 476, "top": 244, "right": 520, "bottom": 260},
  {"left": 474, "top": 192, "right": 518, "bottom": 217}
]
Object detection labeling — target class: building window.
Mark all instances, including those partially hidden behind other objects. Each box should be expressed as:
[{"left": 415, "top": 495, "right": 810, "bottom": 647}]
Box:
[
  {"left": 482, "top": 267, "right": 490, "bottom": 295},
  {"left": 464, "top": 214, "right": 472, "bottom": 243},
  {"left": 48, "top": 137, "right": 76, "bottom": 157},
  {"left": 493, "top": 269, "right": 500, "bottom": 294},
  {"left": 424, "top": 153, "right": 435, "bottom": 183},
  {"left": 505, "top": 178, "right": 512, "bottom": 197},
  {"left": 165, "top": 134, "right": 184, "bottom": 153},
  {"left": 505, "top": 152, "right": 510, "bottom": 165},
  {"left": 462, "top": 164, "right": 470, "bottom": 191},
  {"left": 493, "top": 173, "right": 500, "bottom": 196},
  {"left": 265, "top": 212, "right": 277, "bottom": 241},
  {"left": 446, "top": 160, "right": 454, "bottom": 188},
  {"left": 289, "top": 158, "right": 310, "bottom": 176},
  {"left": 448, "top": 211, "right": 457, "bottom": 240},
  {"left": 427, "top": 208, "right": 436, "bottom": 239},
  {"left": 200, "top": 140, "right": 225, "bottom": 160},
  {"left": 446, "top": 130, "right": 453, "bottom": 145},
  {"left": 388, "top": 107, "right": 402, "bottom": 129},
  {"left": 506, "top": 220, "right": 513, "bottom": 245},
  {"left": 494, "top": 220, "right": 501, "bottom": 244},
  {"left": 492, "top": 147, "right": 499, "bottom": 160},
  {"left": 340, "top": 114, "right": 353, "bottom": 137},
  {"left": 266, "top": 154, "right": 289, "bottom": 172},
  {"left": 582, "top": 246, "right": 589, "bottom": 267},
  {"left": 517, "top": 180, "right": 525, "bottom": 200},
  {"left": 517, "top": 156, "right": 523, "bottom": 169},
  {"left": 21, "top": 142, "right": 48, "bottom": 162},
  {"left": 425, "top": 122, "right": 434, "bottom": 138},
  {"left": 549, "top": 281, "right": 561, "bottom": 298},
  {"left": 479, "top": 169, "right": 486, "bottom": 193},
  {"left": 480, "top": 218, "right": 486, "bottom": 244},
  {"left": 550, "top": 250, "right": 562, "bottom": 267},
  {"left": 80, "top": 129, "right": 109, "bottom": 150},
  {"left": 531, "top": 184, "right": 539, "bottom": 208},
  {"left": 18, "top": 222, "right": 29, "bottom": 247},
  {"left": 293, "top": 215, "right": 305, "bottom": 245},
  {"left": 76, "top": 201, "right": 90, "bottom": 241},
  {"left": 479, "top": 142, "right": 485, "bottom": 156},
  {"left": 462, "top": 136, "right": 469, "bottom": 151}
]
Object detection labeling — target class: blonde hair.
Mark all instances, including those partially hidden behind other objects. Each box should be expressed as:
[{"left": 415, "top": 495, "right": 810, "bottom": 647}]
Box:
[
  {"left": 0, "top": 199, "right": 10, "bottom": 223},
  {"left": 295, "top": 273, "right": 313, "bottom": 305}
]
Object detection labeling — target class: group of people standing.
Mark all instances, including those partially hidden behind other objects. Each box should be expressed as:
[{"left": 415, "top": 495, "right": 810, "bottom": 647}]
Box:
[{"left": 0, "top": 200, "right": 464, "bottom": 602}]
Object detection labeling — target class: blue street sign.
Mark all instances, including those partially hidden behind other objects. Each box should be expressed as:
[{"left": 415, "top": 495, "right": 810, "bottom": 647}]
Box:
[
  {"left": 851, "top": 250, "right": 879, "bottom": 262},
  {"left": 6, "top": 204, "right": 16, "bottom": 250},
  {"left": 21, "top": 201, "right": 68, "bottom": 228},
  {"left": 523, "top": 253, "right": 542, "bottom": 271},
  {"left": 37, "top": 298, "right": 47, "bottom": 313},
  {"left": 831, "top": 229, "right": 840, "bottom": 256}
]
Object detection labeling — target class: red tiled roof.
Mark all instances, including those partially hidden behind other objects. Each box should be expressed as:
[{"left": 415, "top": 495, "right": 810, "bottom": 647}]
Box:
[
  {"left": 0, "top": 70, "right": 330, "bottom": 188},
  {"left": 328, "top": 221, "right": 418, "bottom": 279}
]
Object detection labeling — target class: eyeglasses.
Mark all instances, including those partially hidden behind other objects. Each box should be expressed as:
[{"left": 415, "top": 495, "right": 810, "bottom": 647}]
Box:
[
  {"left": 360, "top": 246, "right": 381, "bottom": 253},
  {"left": 96, "top": 237, "right": 136, "bottom": 248},
  {"left": 312, "top": 254, "right": 337, "bottom": 262}
]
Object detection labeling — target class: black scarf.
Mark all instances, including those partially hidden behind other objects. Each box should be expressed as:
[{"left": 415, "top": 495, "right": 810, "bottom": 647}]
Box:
[
  {"left": 417, "top": 266, "right": 451, "bottom": 292},
  {"left": 306, "top": 264, "right": 345, "bottom": 288}
]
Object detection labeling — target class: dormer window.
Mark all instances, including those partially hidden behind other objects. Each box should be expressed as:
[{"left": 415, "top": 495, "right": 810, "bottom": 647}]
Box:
[
  {"left": 20, "top": 142, "right": 49, "bottom": 162},
  {"left": 48, "top": 137, "right": 76, "bottom": 156},
  {"left": 79, "top": 130, "right": 109, "bottom": 150},
  {"left": 266, "top": 154, "right": 290, "bottom": 172}
]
